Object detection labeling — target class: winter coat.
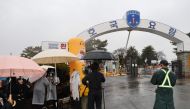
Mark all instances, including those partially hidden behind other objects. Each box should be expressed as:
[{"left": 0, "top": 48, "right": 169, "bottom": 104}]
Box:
[{"left": 32, "top": 77, "right": 49, "bottom": 105}]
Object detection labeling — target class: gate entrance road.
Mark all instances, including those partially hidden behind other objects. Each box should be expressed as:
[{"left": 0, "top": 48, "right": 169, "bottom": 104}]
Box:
[{"left": 104, "top": 76, "right": 190, "bottom": 109}]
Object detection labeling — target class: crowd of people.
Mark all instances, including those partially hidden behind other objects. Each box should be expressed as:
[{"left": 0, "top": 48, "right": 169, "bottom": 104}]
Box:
[
  {"left": 0, "top": 68, "right": 60, "bottom": 109},
  {"left": 0, "top": 61, "right": 106, "bottom": 109},
  {"left": 0, "top": 77, "right": 31, "bottom": 109}
]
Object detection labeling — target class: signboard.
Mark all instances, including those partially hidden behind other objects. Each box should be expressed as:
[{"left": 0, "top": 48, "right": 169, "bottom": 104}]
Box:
[
  {"left": 126, "top": 10, "right": 140, "bottom": 29},
  {"left": 41, "top": 41, "right": 68, "bottom": 51}
]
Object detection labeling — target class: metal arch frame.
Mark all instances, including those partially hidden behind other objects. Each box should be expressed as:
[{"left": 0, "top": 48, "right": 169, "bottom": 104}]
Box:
[{"left": 77, "top": 19, "right": 190, "bottom": 52}]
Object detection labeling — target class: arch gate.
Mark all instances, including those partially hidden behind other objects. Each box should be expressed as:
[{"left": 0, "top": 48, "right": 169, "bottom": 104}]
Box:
[{"left": 74, "top": 11, "right": 190, "bottom": 77}]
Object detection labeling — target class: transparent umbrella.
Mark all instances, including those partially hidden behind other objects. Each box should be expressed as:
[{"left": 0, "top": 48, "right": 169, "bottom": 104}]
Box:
[{"left": 32, "top": 49, "right": 79, "bottom": 80}]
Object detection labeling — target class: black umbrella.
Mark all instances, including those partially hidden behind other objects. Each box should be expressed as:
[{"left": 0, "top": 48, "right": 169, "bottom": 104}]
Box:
[
  {"left": 81, "top": 50, "right": 114, "bottom": 109},
  {"left": 81, "top": 50, "right": 115, "bottom": 60}
]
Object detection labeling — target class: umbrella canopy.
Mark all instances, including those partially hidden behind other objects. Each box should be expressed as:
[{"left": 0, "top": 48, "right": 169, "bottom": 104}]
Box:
[
  {"left": 81, "top": 50, "right": 115, "bottom": 60},
  {"left": 32, "top": 49, "right": 79, "bottom": 64},
  {"left": 0, "top": 55, "right": 45, "bottom": 82}
]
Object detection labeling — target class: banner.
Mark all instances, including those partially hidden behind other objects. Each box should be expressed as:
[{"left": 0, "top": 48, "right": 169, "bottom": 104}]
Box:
[{"left": 41, "top": 41, "right": 68, "bottom": 51}]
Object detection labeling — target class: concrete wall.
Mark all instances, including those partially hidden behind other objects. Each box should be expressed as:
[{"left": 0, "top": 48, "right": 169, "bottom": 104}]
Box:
[{"left": 177, "top": 52, "right": 190, "bottom": 78}]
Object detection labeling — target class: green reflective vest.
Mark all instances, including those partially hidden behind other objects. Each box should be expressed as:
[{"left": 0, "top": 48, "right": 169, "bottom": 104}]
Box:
[{"left": 158, "top": 69, "right": 172, "bottom": 88}]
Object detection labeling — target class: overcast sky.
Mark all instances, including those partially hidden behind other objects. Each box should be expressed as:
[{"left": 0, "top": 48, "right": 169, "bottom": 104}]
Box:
[{"left": 0, "top": 0, "right": 190, "bottom": 61}]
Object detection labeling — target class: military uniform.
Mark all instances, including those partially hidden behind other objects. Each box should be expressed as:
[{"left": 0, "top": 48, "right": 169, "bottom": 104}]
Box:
[{"left": 151, "top": 67, "right": 176, "bottom": 109}]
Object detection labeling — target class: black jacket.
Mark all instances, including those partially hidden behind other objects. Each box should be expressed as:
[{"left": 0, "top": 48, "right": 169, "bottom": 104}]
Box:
[{"left": 82, "top": 71, "right": 105, "bottom": 92}]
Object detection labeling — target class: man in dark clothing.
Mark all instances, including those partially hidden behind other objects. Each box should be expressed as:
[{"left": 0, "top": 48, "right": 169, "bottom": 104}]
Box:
[
  {"left": 13, "top": 77, "right": 30, "bottom": 109},
  {"left": 82, "top": 62, "right": 105, "bottom": 109},
  {"left": 0, "top": 80, "right": 12, "bottom": 109},
  {"left": 151, "top": 60, "right": 176, "bottom": 109}
]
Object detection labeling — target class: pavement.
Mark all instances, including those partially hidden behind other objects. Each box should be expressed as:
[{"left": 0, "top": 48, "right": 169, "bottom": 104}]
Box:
[{"left": 103, "top": 75, "right": 190, "bottom": 109}]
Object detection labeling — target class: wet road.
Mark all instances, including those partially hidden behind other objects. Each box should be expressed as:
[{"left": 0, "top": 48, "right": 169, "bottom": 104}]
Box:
[{"left": 103, "top": 75, "right": 190, "bottom": 109}]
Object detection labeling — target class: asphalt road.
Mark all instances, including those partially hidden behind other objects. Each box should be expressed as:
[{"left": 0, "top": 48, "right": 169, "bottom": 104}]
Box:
[{"left": 103, "top": 75, "right": 190, "bottom": 109}]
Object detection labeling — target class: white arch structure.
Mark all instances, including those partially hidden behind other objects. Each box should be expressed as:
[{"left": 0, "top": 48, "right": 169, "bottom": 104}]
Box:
[{"left": 77, "top": 19, "right": 190, "bottom": 52}]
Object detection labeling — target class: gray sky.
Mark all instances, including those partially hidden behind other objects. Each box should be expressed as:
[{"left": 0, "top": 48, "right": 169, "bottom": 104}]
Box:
[{"left": 0, "top": 0, "right": 190, "bottom": 61}]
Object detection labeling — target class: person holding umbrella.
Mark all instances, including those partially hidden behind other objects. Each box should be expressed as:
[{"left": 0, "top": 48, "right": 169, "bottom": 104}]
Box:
[{"left": 82, "top": 62, "right": 105, "bottom": 109}]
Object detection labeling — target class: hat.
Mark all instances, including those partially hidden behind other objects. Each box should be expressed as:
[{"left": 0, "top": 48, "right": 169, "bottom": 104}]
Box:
[{"left": 159, "top": 60, "right": 168, "bottom": 66}]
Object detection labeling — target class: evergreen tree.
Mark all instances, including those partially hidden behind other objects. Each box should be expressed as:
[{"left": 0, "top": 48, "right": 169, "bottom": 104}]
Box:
[
  {"left": 113, "top": 47, "right": 126, "bottom": 67},
  {"left": 20, "top": 46, "right": 42, "bottom": 59},
  {"left": 85, "top": 39, "right": 108, "bottom": 52},
  {"left": 141, "top": 45, "right": 157, "bottom": 65}
]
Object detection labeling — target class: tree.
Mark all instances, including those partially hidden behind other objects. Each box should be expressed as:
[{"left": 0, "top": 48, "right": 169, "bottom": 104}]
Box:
[
  {"left": 141, "top": 45, "right": 157, "bottom": 65},
  {"left": 125, "top": 46, "right": 144, "bottom": 66},
  {"left": 126, "top": 46, "right": 138, "bottom": 60},
  {"left": 125, "top": 46, "right": 143, "bottom": 69},
  {"left": 85, "top": 39, "right": 108, "bottom": 52},
  {"left": 21, "top": 46, "right": 42, "bottom": 59},
  {"left": 157, "top": 51, "right": 166, "bottom": 60},
  {"left": 113, "top": 47, "right": 126, "bottom": 67},
  {"left": 113, "top": 46, "right": 140, "bottom": 67}
]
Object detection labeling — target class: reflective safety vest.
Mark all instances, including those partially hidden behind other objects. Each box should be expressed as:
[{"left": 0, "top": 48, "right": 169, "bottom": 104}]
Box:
[{"left": 159, "top": 69, "right": 173, "bottom": 88}]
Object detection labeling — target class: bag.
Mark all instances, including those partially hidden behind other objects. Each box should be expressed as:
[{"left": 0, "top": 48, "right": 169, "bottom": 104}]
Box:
[{"left": 82, "top": 86, "right": 87, "bottom": 97}]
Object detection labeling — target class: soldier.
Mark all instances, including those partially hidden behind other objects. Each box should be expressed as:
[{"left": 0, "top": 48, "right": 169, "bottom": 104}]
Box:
[{"left": 151, "top": 60, "right": 177, "bottom": 109}]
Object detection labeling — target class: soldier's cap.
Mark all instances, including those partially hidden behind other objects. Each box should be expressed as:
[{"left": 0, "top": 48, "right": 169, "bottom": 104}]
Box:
[{"left": 159, "top": 60, "right": 168, "bottom": 66}]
